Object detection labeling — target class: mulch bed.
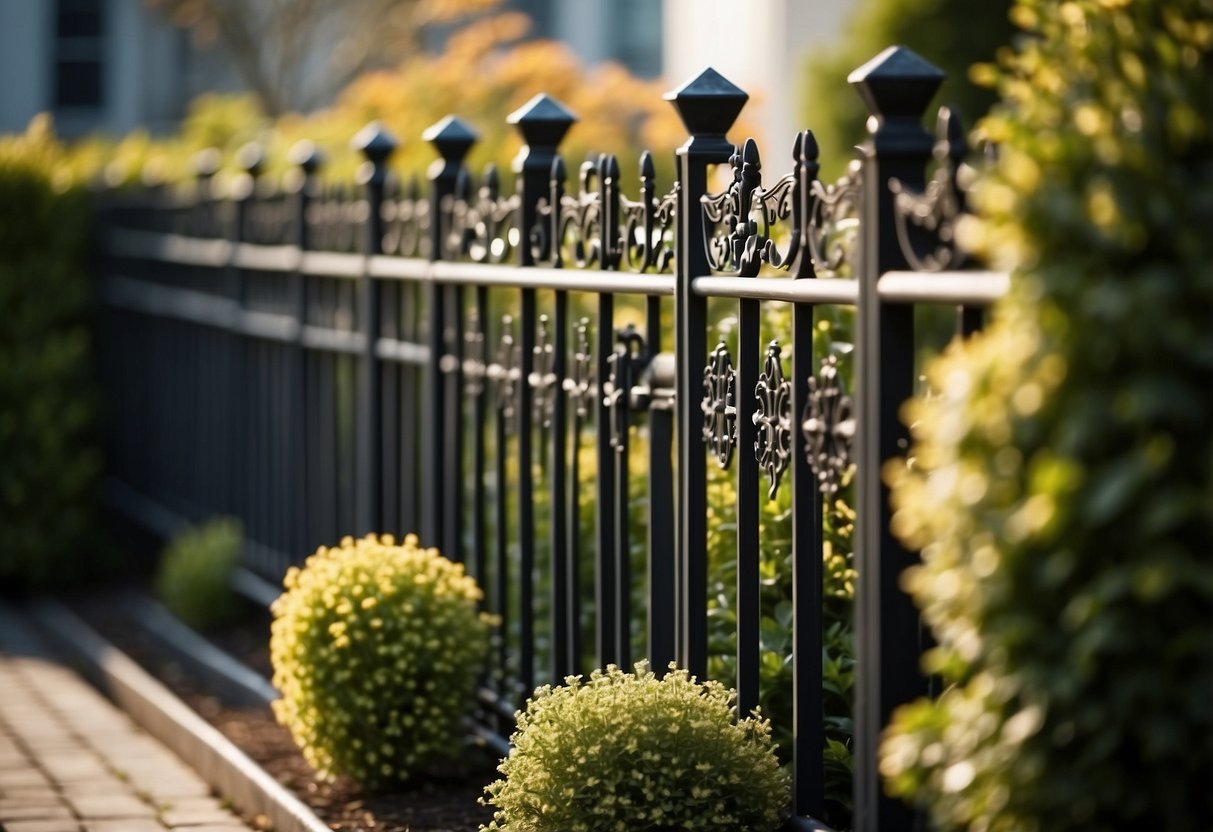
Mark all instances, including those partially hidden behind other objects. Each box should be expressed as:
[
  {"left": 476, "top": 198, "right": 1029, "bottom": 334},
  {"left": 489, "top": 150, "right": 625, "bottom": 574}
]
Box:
[{"left": 70, "top": 590, "right": 498, "bottom": 832}]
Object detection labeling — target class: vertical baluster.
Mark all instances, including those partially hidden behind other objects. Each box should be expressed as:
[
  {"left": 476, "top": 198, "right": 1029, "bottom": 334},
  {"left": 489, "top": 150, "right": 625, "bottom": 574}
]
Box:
[
  {"left": 549, "top": 299, "right": 571, "bottom": 679},
  {"left": 493, "top": 315, "right": 514, "bottom": 716},
  {"left": 666, "top": 68, "right": 749, "bottom": 677},
  {"left": 352, "top": 122, "right": 397, "bottom": 536},
  {"left": 547, "top": 157, "right": 572, "bottom": 680},
  {"left": 641, "top": 151, "right": 677, "bottom": 674},
  {"left": 734, "top": 138, "right": 763, "bottom": 718},
  {"left": 288, "top": 142, "right": 322, "bottom": 560},
  {"left": 232, "top": 144, "right": 262, "bottom": 562},
  {"left": 470, "top": 286, "right": 489, "bottom": 592},
  {"left": 423, "top": 116, "right": 478, "bottom": 555},
  {"left": 564, "top": 317, "right": 590, "bottom": 675},
  {"left": 850, "top": 46, "right": 942, "bottom": 832},
  {"left": 509, "top": 94, "right": 575, "bottom": 694},
  {"left": 790, "top": 129, "right": 827, "bottom": 820}
]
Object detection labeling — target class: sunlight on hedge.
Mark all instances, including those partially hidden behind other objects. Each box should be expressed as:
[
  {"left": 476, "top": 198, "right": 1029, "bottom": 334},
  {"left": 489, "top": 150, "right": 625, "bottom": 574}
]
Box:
[{"left": 880, "top": 0, "right": 1213, "bottom": 828}]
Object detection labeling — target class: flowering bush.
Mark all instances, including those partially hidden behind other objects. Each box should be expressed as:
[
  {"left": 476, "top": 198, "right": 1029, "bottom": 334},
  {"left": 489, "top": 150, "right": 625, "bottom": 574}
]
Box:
[
  {"left": 270, "top": 533, "right": 493, "bottom": 787},
  {"left": 481, "top": 662, "right": 788, "bottom": 832}
]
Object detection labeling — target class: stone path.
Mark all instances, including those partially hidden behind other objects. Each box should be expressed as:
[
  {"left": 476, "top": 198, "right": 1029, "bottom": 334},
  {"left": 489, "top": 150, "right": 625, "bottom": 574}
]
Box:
[{"left": 0, "top": 603, "right": 256, "bottom": 832}]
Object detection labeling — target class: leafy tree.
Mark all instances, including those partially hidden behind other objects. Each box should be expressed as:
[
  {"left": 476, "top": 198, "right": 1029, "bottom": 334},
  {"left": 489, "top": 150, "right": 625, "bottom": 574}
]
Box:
[
  {"left": 101, "top": 14, "right": 707, "bottom": 189},
  {"left": 801, "top": 0, "right": 1015, "bottom": 175},
  {"left": 880, "top": 0, "right": 1213, "bottom": 828},
  {"left": 145, "top": 0, "right": 501, "bottom": 115}
]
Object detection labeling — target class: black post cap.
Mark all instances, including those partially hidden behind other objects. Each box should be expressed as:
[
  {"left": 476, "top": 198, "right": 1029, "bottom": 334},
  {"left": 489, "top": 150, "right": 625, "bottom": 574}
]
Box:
[
  {"left": 507, "top": 94, "right": 577, "bottom": 151},
  {"left": 287, "top": 140, "right": 326, "bottom": 175},
  {"left": 663, "top": 67, "right": 748, "bottom": 138},
  {"left": 848, "top": 46, "right": 945, "bottom": 125},
  {"left": 423, "top": 115, "right": 479, "bottom": 164}
]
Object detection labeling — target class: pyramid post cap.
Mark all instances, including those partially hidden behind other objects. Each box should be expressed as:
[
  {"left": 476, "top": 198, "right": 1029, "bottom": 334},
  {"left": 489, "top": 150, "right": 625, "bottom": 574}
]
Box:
[
  {"left": 192, "top": 148, "right": 221, "bottom": 177},
  {"left": 663, "top": 67, "right": 748, "bottom": 137},
  {"left": 422, "top": 115, "right": 480, "bottom": 161},
  {"left": 507, "top": 94, "right": 577, "bottom": 149},
  {"left": 848, "top": 45, "right": 945, "bottom": 122},
  {"left": 235, "top": 142, "right": 264, "bottom": 175},
  {"left": 287, "top": 140, "right": 326, "bottom": 173},
  {"left": 351, "top": 121, "right": 400, "bottom": 163}
]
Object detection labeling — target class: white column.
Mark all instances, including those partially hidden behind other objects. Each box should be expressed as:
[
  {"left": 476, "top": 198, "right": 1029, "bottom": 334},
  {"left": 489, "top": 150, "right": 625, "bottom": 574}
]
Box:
[{"left": 663, "top": 0, "right": 850, "bottom": 148}]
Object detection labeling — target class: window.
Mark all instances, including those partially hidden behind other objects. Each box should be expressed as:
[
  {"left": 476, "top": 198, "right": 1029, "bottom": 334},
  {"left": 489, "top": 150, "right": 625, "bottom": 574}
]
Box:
[{"left": 54, "top": 0, "right": 106, "bottom": 110}]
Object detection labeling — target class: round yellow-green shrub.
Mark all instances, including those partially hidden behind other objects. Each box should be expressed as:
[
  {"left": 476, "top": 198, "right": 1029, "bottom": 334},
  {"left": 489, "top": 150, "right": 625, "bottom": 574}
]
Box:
[
  {"left": 270, "top": 533, "right": 492, "bottom": 787},
  {"left": 481, "top": 662, "right": 789, "bottom": 832}
]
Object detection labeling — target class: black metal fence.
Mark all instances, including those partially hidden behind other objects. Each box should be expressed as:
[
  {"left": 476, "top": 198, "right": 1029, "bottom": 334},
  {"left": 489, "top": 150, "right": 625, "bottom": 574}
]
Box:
[{"left": 95, "top": 45, "right": 1008, "bottom": 831}]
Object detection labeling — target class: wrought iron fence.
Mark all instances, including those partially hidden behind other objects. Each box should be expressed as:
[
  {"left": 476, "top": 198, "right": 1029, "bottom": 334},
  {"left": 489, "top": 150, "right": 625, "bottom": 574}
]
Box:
[{"left": 94, "top": 45, "right": 1009, "bottom": 831}]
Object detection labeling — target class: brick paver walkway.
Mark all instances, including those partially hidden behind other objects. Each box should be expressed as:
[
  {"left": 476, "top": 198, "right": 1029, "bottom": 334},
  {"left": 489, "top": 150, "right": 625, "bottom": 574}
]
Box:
[{"left": 0, "top": 603, "right": 255, "bottom": 832}]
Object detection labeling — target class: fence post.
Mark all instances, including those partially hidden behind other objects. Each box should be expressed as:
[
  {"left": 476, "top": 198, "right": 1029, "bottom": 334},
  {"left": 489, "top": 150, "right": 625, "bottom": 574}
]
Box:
[
  {"left": 665, "top": 68, "right": 748, "bottom": 678},
  {"left": 227, "top": 144, "right": 262, "bottom": 565},
  {"left": 353, "top": 122, "right": 397, "bottom": 536},
  {"left": 422, "top": 116, "right": 478, "bottom": 557},
  {"left": 850, "top": 46, "right": 943, "bottom": 832},
  {"left": 287, "top": 141, "right": 323, "bottom": 559},
  {"left": 509, "top": 94, "right": 576, "bottom": 693}
]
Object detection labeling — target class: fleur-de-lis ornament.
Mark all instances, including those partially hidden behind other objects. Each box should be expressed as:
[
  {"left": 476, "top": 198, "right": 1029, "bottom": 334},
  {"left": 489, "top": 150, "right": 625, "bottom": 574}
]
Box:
[
  {"left": 801, "top": 354, "right": 855, "bottom": 495},
  {"left": 529, "top": 315, "right": 557, "bottom": 429},
  {"left": 752, "top": 341, "right": 792, "bottom": 499},
  {"left": 491, "top": 315, "right": 521, "bottom": 432},
  {"left": 603, "top": 325, "right": 645, "bottom": 452},
  {"left": 562, "top": 318, "right": 594, "bottom": 420},
  {"left": 463, "top": 310, "right": 486, "bottom": 396},
  {"left": 701, "top": 341, "right": 737, "bottom": 469}
]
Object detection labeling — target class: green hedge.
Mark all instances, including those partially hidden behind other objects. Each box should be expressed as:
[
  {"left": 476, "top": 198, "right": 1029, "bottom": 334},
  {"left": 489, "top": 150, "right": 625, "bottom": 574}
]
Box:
[
  {"left": 880, "top": 0, "right": 1213, "bottom": 828},
  {"left": 0, "top": 117, "right": 102, "bottom": 592}
]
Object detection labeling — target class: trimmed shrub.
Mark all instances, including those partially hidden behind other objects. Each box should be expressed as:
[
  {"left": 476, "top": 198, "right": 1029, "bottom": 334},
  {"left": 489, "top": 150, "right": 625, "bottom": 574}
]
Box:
[
  {"left": 880, "top": 0, "right": 1213, "bottom": 829},
  {"left": 270, "top": 533, "right": 492, "bottom": 788},
  {"left": 154, "top": 517, "right": 243, "bottom": 630},
  {"left": 481, "top": 662, "right": 789, "bottom": 832},
  {"left": 0, "top": 116, "right": 102, "bottom": 592}
]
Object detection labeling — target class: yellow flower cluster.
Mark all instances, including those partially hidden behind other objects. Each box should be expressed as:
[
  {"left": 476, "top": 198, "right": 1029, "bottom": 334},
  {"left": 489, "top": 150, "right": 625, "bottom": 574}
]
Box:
[
  {"left": 481, "top": 662, "right": 789, "bottom": 831},
  {"left": 270, "top": 533, "right": 492, "bottom": 787}
]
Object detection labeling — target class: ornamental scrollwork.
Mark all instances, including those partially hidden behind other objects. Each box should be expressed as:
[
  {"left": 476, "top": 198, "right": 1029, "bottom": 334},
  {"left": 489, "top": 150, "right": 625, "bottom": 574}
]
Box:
[
  {"left": 620, "top": 151, "right": 677, "bottom": 273},
  {"left": 562, "top": 318, "right": 595, "bottom": 420},
  {"left": 890, "top": 106, "right": 970, "bottom": 272},
  {"left": 307, "top": 183, "right": 363, "bottom": 253},
  {"left": 700, "top": 136, "right": 802, "bottom": 277},
  {"left": 801, "top": 354, "right": 855, "bottom": 496},
  {"left": 532, "top": 151, "right": 676, "bottom": 274},
  {"left": 807, "top": 161, "right": 862, "bottom": 276},
  {"left": 701, "top": 341, "right": 737, "bottom": 469},
  {"left": 446, "top": 164, "right": 520, "bottom": 263},
  {"left": 529, "top": 314, "right": 558, "bottom": 430},
  {"left": 381, "top": 176, "right": 429, "bottom": 258},
  {"left": 752, "top": 341, "right": 793, "bottom": 500},
  {"left": 463, "top": 310, "right": 487, "bottom": 396},
  {"left": 603, "top": 325, "right": 646, "bottom": 452},
  {"left": 243, "top": 189, "right": 292, "bottom": 245},
  {"left": 489, "top": 315, "right": 522, "bottom": 432}
]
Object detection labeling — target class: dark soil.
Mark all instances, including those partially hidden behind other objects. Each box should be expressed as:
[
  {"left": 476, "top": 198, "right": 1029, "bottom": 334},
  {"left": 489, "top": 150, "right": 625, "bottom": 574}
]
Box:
[{"left": 72, "top": 590, "right": 498, "bottom": 832}]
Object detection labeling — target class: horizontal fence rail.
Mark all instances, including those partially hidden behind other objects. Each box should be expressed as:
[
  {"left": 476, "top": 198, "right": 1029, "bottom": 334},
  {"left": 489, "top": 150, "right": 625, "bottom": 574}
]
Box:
[{"left": 94, "top": 44, "right": 1008, "bottom": 832}]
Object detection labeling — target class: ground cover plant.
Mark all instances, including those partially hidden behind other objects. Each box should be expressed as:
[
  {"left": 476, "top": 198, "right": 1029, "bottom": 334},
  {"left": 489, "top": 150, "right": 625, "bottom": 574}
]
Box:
[
  {"left": 880, "top": 0, "right": 1213, "bottom": 828},
  {"left": 270, "top": 533, "right": 494, "bottom": 788}
]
